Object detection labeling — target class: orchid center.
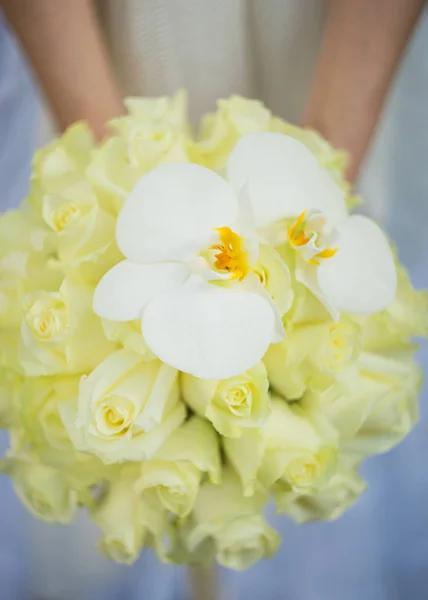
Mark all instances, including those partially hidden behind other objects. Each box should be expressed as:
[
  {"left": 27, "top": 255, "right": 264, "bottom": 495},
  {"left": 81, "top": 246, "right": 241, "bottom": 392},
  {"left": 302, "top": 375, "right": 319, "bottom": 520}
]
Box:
[
  {"left": 288, "top": 210, "right": 338, "bottom": 266},
  {"left": 210, "top": 227, "right": 251, "bottom": 281}
]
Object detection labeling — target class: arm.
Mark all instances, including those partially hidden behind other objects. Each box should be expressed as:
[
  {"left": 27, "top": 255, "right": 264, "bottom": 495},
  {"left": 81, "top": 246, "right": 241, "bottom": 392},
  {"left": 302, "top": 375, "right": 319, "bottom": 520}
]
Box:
[
  {"left": 304, "top": 0, "right": 425, "bottom": 181},
  {"left": 1, "top": 0, "right": 125, "bottom": 139}
]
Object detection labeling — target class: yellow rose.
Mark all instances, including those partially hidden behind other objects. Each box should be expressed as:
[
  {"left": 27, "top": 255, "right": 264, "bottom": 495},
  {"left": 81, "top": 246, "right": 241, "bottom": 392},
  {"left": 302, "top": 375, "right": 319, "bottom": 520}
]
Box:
[
  {"left": 41, "top": 180, "right": 121, "bottom": 283},
  {"left": 91, "top": 473, "right": 169, "bottom": 565},
  {"left": 356, "top": 263, "right": 428, "bottom": 352},
  {"left": 223, "top": 428, "right": 265, "bottom": 496},
  {"left": 318, "top": 352, "right": 421, "bottom": 455},
  {"left": 135, "top": 417, "right": 220, "bottom": 517},
  {"left": 19, "top": 278, "right": 117, "bottom": 376},
  {"left": 283, "top": 276, "right": 331, "bottom": 328},
  {"left": 186, "top": 467, "right": 279, "bottom": 571},
  {"left": 28, "top": 122, "right": 94, "bottom": 205},
  {"left": 259, "top": 396, "right": 338, "bottom": 494},
  {"left": 277, "top": 469, "right": 366, "bottom": 523},
  {"left": 60, "top": 349, "right": 185, "bottom": 463},
  {"left": 87, "top": 91, "right": 191, "bottom": 214},
  {"left": 252, "top": 244, "right": 294, "bottom": 316},
  {"left": 264, "top": 316, "right": 361, "bottom": 400},
  {"left": 195, "top": 96, "right": 272, "bottom": 171},
  {"left": 123, "top": 89, "right": 188, "bottom": 129},
  {"left": 0, "top": 368, "right": 22, "bottom": 427},
  {"left": 102, "top": 319, "right": 156, "bottom": 361},
  {"left": 19, "top": 376, "right": 80, "bottom": 465},
  {"left": 4, "top": 456, "right": 77, "bottom": 523},
  {"left": 181, "top": 362, "right": 270, "bottom": 437},
  {"left": 0, "top": 210, "right": 60, "bottom": 335}
]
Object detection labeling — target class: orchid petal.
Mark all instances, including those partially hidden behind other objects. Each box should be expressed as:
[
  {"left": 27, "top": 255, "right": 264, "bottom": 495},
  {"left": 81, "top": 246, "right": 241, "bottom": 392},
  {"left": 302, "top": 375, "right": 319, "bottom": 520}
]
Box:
[
  {"left": 93, "top": 259, "right": 189, "bottom": 322},
  {"left": 227, "top": 132, "right": 347, "bottom": 227},
  {"left": 142, "top": 278, "right": 276, "bottom": 379},
  {"left": 317, "top": 215, "right": 397, "bottom": 314},
  {"left": 117, "top": 163, "right": 238, "bottom": 262}
]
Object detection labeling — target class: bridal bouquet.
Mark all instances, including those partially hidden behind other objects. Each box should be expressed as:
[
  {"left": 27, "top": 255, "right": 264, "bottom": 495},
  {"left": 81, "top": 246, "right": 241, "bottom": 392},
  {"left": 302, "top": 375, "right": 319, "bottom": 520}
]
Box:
[{"left": 1, "top": 92, "right": 426, "bottom": 570}]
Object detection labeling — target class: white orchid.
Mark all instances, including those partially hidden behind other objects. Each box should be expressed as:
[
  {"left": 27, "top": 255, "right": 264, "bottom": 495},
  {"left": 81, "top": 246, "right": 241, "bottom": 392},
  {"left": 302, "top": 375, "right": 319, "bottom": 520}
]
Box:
[
  {"left": 93, "top": 162, "right": 283, "bottom": 380},
  {"left": 94, "top": 131, "right": 396, "bottom": 379},
  {"left": 227, "top": 132, "right": 397, "bottom": 319}
]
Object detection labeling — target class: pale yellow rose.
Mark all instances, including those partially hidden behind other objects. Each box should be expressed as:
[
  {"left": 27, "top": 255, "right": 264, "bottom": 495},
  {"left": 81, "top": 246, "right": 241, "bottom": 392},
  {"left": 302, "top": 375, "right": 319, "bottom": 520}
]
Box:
[
  {"left": 0, "top": 210, "right": 60, "bottom": 332},
  {"left": 41, "top": 180, "right": 121, "bottom": 284},
  {"left": 60, "top": 349, "right": 185, "bottom": 463},
  {"left": 195, "top": 96, "right": 272, "bottom": 171},
  {"left": 19, "top": 376, "right": 80, "bottom": 465},
  {"left": 259, "top": 396, "right": 338, "bottom": 494},
  {"left": 19, "top": 278, "right": 117, "bottom": 376},
  {"left": 28, "top": 122, "right": 94, "bottom": 205},
  {"left": 223, "top": 428, "right": 265, "bottom": 496},
  {"left": 135, "top": 417, "right": 221, "bottom": 517},
  {"left": 0, "top": 368, "right": 22, "bottom": 427},
  {"left": 186, "top": 467, "right": 279, "bottom": 571},
  {"left": 317, "top": 352, "right": 421, "bottom": 455},
  {"left": 264, "top": 316, "right": 361, "bottom": 400},
  {"left": 123, "top": 89, "right": 188, "bottom": 129},
  {"left": 225, "top": 397, "right": 338, "bottom": 498},
  {"left": 277, "top": 468, "right": 367, "bottom": 523},
  {"left": 91, "top": 472, "right": 169, "bottom": 565},
  {"left": 102, "top": 319, "right": 156, "bottom": 361},
  {"left": 355, "top": 263, "right": 428, "bottom": 352},
  {"left": 181, "top": 362, "right": 270, "bottom": 437},
  {"left": 4, "top": 456, "right": 77, "bottom": 523},
  {"left": 87, "top": 91, "right": 191, "bottom": 214},
  {"left": 0, "top": 210, "right": 63, "bottom": 372}
]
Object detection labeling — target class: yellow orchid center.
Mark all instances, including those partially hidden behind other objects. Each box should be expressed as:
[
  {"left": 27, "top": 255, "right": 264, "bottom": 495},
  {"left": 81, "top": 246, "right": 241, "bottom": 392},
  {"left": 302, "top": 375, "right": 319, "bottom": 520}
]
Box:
[
  {"left": 211, "top": 227, "right": 250, "bottom": 281},
  {"left": 288, "top": 210, "right": 313, "bottom": 247},
  {"left": 308, "top": 247, "right": 339, "bottom": 266},
  {"left": 288, "top": 210, "right": 338, "bottom": 266}
]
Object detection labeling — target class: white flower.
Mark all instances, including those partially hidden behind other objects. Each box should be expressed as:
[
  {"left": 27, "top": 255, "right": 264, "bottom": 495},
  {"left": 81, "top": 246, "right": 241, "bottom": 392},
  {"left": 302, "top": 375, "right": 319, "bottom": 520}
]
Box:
[
  {"left": 227, "top": 132, "right": 397, "bottom": 317},
  {"left": 94, "top": 163, "right": 283, "bottom": 379}
]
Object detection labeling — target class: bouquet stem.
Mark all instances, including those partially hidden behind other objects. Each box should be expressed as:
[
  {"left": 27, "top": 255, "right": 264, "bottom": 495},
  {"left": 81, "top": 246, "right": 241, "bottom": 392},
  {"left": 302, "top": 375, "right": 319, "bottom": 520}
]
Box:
[{"left": 188, "top": 564, "right": 220, "bottom": 600}]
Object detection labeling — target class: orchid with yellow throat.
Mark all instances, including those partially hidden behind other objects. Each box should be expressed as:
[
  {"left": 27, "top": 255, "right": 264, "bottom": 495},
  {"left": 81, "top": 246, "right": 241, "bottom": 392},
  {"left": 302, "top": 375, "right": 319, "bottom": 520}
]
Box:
[
  {"left": 93, "top": 162, "right": 283, "bottom": 380},
  {"left": 94, "top": 131, "right": 396, "bottom": 379},
  {"left": 227, "top": 132, "right": 397, "bottom": 320}
]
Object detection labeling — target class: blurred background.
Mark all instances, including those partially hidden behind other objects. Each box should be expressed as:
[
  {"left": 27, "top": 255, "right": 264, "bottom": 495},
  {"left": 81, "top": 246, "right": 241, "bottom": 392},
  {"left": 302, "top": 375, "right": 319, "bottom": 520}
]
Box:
[{"left": 0, "top": 1, "right": 427, "bottom": 599}]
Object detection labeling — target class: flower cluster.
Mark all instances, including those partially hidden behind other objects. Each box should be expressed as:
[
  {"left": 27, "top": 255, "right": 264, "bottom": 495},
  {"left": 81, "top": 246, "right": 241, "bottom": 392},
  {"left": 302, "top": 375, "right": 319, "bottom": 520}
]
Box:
[{"left": 0, "top": 92, "right": 426, "bottom": 570}]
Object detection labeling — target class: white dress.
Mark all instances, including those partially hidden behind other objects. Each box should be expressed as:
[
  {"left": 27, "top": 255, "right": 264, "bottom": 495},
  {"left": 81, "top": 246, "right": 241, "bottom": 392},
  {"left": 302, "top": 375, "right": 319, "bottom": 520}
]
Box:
[{"left": 98, "top": 0, "right": 326, "bottom": 125}]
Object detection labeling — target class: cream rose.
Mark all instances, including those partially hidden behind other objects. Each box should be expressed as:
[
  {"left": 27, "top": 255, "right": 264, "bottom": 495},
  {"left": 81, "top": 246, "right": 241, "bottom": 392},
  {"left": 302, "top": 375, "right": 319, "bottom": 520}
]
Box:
[
  {"left": 259, "top": 396, "right": 338, "bottom": 494},
  {"left": 19, "top": 278, "right": 117, "bottom": 376},
  {"left": 60, "top": 349, "right": 185, "bottom": 463},
  {"left": 196, "top": 96, "right": 272, "bottom": 171},
  {"left": 19, "top": 376, "right": 80, "bottom": 466},
  {"left": 87, "top": 91, "right": 190, "bottom": 214},
  {"left": 186, "top": 467, "right": 279, "bottom": 571},
  {"left": 277, "top": 469, "right": 367, "bottom": 523},
  {"left": 320, "top": 352, "right": 421, "bottom": 456},
  {"left": 92, "top": 473, "right": 169, "bottom": 565},
  {"left": 135, "top": 417, "right": 220, "bottom": 517},
  {"left": 181, "top": 362, "right": 270, "bottom": 437},
  {"left": 5, "top": 457, "right": 77, "bottom": 523},
  {"left": 264, "top": 316, "right": 361, "bottom": 400}
]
